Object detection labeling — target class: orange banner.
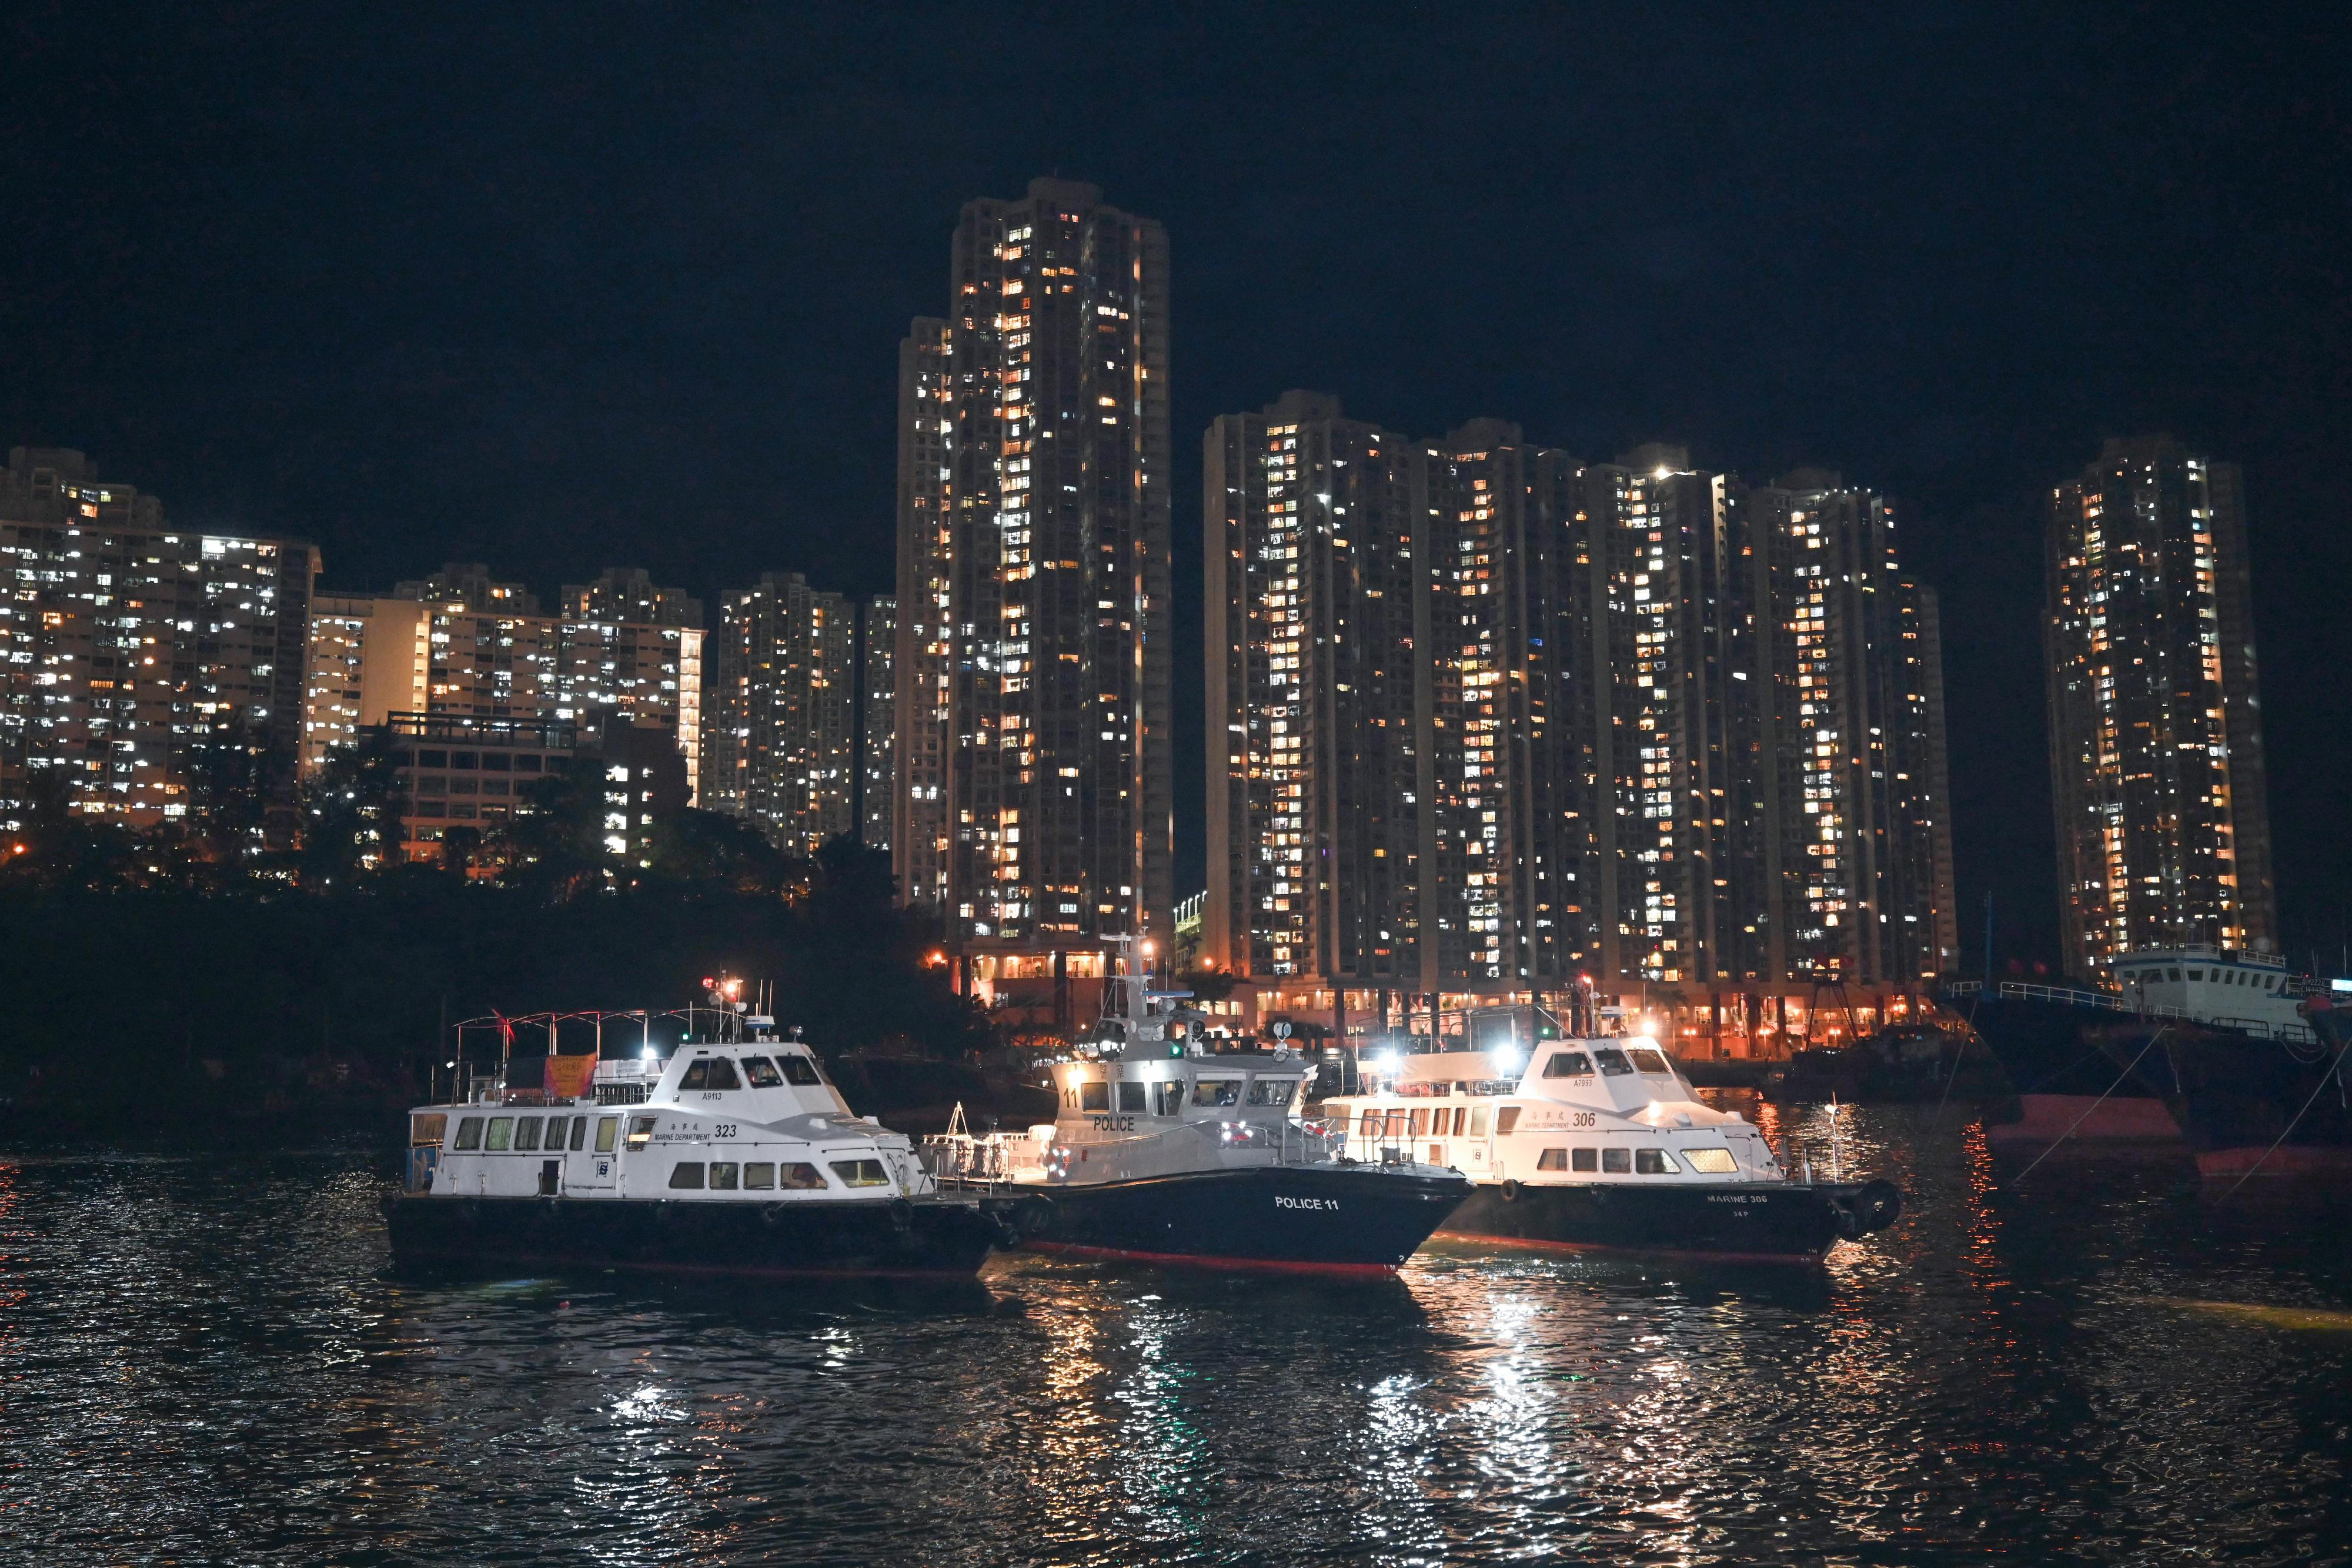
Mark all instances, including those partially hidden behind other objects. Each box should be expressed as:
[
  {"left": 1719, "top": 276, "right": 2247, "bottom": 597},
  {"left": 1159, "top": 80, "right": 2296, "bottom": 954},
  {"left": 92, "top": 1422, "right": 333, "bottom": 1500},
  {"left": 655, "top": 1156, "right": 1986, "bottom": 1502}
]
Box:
[{"left": 543, "top": 1055, "right": 599, "bottom": 1101}]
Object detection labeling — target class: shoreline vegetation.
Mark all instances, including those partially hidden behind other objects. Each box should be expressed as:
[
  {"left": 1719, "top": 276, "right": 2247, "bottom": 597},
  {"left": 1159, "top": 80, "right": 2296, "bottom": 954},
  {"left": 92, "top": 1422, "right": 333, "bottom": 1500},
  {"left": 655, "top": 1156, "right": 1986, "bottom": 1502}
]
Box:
[{"left": 0, "top": 754, "right": 1048, "bottom": 1139}]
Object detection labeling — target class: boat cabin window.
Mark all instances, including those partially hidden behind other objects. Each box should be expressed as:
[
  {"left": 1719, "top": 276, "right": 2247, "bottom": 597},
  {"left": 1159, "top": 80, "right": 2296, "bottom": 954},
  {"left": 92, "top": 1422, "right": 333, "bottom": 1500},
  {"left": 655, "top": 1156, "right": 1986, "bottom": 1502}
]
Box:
[
  {"left": 1628, "top": 1049, "right": 1673, "bottom": 1076},
  {"left": 1571, "top": 1148, "right": 1597, "bottom": 1172},
  {"left": 1542, "top": 1051, "right": 1593, "bottom": 1078},
  {"left": 411, "top": 1113, "right": 447, "bottom": 1148},
  {"left": 543, "top": 1115, "right": 567, "bottom": 1148},
  {"left": 1080, "top": 1081, "right": 1111, "bottom": 1112},
  {"left": 1602, "top": 1148, "right": 1631, "bottom": 1173},
  {"left": 1495, "top": 1106, "right": 1522, "bottom": 1135},
  {"left": 1635, "top": 1148, "right": 1681, "bottom": 1174},
  {"left": 626, "top": 1116, "right": 655, "bottom": 1148},
  {"left": 781, "top": 1162, "right": 827, "bottom": 1189},
  {"left": 743, "top": 1057, "right": 784, "bottom": 1088},
  {"left": 669, "top": 1161, "right": 704, "bottom": 1189},
  {"left": 710, "top": 1162, "right": 739, "bottom": 1191},
  {"left": 1248, "top": 1079, "right": 1295, "bottom": 1108},
  {"left": 570, "top": 1118, "right": 589, "bottom": 1151},
  {"left": 744, "top": 1163, "right": 774, "bottom": 1189},
  {"left": 1684, "top": 1148, "right": 1737, "bottom": 1174},
  {"left": 1154, "top": 1082, "right": 1182, "bottom": 1116},
  {"left": 1192, "top": 1079, "right": 1241, "bottom": 1108},
  {"left": 1382, "top": 1110, "right": 1409, "bottom": 1140},
  {"left": 2186, "top": 969, "right": 2202, "bottom": 981},
  {"left": 1537, "top": 1148, "right": 1568, "bottom": 1171},
  {"left": 595, "top": 1116, "right": 619, "bottom": 1153},
  {"left": 453, "top": 1116, "right": 484, "bottom": 1151},
  {"left": 2169, "top": 968, "right": 2181, "bottom": 981},
  {"left": 1592, "top": 1049, "right": 1634, "bottom": 1076},
  {"left": 1409, "top": 1108, "right": 1430, "bottom": 1137},
  {"left": 1469, "top": 1106, "right": 1491, "bottom": 1137},
  {"left": 680, "top": 1058, "right": 741, "bottom": 1092},
  {"left": 1118, "top": 1082, "right": 1148, "bottom": 1112},
  {"left": 779, "top": 1054, "right": 824, "bottom": 1086},
  {"left": 515, "top": 1117, "right": 543, "bottom": 1152},
  {"left": 1359, "top": 1109, "right": 1380, "bottom": 1139},
  {"left": 485, "top": 1116, "right": 514, "bottom": 1152},
  {"left": 831, "top": 1159, "right": 890, "bottom": 1188}
]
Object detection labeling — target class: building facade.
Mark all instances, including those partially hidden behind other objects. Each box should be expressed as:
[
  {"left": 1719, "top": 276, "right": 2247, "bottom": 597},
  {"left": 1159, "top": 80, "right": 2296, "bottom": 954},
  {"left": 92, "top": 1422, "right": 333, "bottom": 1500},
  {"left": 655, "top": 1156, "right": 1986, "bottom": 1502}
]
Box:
[
  {"left": 2, "top": 447, "right": 316, "bottom": 831},
  {"left": 860, "top": 594, "right": 896, "bottom": 851},
  {"left": 2046, "top": 436, "right": 2275, "bottom": 979},
  {"left": 897, "top": 177, "right": 1174, "bottom": 987},
  {"left": 706, "top": 572, "right": 857, "bottom": 855},
  {"left": 1202, "top": 409, "right": 1960, "bottom": 1041},
  {"left": 894, "top": 318, "right": 954, "bottom": 908},
  {"left": 302, "top": 594, "right": 430, "bottom": 772},
  {"left": 298, "top": 566, "right": 706, "bottom": 842},
  {"left": 558, "top": 567, "right": 703, "bottom": 629}
]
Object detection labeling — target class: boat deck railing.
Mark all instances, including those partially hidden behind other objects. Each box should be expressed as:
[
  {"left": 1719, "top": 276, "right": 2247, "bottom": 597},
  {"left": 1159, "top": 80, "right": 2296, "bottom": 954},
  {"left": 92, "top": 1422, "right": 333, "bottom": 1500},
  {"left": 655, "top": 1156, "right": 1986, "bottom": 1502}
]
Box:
[
  {"left": 1946, "top": 979, "right": 2316, "bottom": 1044},
  {"left": 920, "top": 1114, "right": 1345, "bottom": 1191}
]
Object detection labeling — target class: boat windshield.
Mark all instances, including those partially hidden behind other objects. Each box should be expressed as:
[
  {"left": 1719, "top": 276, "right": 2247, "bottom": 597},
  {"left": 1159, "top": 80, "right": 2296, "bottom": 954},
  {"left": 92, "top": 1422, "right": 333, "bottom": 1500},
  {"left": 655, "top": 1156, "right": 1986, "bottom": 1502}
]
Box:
[{"left": 1592, "top": 1048, "right": 1635, "bottom": 1076}]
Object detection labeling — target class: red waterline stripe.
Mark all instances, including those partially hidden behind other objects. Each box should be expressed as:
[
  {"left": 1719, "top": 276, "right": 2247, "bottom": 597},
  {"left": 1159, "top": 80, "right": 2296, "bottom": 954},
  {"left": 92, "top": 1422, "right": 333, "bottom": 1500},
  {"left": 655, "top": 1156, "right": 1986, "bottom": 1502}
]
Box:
[
  {"left": 393, "top": 1249, "right": 984, "bottom": 1281},
  {"left": 2195, "top": 1145, "right": 2352, "bottom": 1179},
  {"left": 1025, "top": 1240, "right": 1398, "bottom": 1278},
  {"left": 1429, "top": 1229, "right": 1828, "bottom": 1266}
]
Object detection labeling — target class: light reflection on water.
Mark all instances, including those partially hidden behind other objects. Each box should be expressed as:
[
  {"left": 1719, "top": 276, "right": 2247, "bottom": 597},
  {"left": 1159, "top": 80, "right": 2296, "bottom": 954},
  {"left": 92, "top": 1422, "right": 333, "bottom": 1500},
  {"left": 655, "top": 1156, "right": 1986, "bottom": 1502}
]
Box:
[{"left": 2, "top": 1113, "right": 2350, "bottom": 1566}]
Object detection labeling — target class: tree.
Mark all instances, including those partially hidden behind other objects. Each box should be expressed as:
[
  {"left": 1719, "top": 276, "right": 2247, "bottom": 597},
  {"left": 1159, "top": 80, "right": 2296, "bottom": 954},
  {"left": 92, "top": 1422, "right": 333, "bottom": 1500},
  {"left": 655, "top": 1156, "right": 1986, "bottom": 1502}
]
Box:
[
  {"left": 649, "top": 808, "right": 809, "bottom": 897},
  {"left": 298, "top": 730, "right": 404, "bottom": 887},
  {"left": 490, "top": 763, "right": 607, "bottom": 898}
]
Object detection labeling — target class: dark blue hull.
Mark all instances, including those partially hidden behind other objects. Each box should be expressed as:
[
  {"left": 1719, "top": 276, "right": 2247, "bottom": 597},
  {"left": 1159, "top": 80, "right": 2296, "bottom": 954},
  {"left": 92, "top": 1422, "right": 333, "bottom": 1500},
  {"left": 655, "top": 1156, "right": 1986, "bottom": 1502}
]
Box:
[
  {"left": 1003, "top": 1164, "right": 1471, "bottom": 1275},
  {"left": 1436, "top": 1178, "right": 1902, "bottom": 1263},
  {"left": 385, "top": 1193, "right": 1011, "bottom": 1280}
]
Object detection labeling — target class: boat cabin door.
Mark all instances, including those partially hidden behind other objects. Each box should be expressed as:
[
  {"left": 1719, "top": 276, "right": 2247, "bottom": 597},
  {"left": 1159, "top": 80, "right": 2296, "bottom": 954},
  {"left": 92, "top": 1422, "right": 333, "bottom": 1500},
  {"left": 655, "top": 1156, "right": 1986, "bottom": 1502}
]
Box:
[{"left": 566, "top": 1112, "right": 624, "bottom": 1195}]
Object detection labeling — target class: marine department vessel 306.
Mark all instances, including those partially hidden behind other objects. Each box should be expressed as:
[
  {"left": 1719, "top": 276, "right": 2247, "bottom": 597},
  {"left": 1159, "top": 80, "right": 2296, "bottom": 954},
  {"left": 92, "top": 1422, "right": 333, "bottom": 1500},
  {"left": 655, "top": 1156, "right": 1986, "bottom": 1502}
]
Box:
[
  {"left": 1326, "top": 1013, "right": 1902, "bottom": 1263},
  {"left": 388, "top": 1027, "right": 1011, "bottom": 1279}
]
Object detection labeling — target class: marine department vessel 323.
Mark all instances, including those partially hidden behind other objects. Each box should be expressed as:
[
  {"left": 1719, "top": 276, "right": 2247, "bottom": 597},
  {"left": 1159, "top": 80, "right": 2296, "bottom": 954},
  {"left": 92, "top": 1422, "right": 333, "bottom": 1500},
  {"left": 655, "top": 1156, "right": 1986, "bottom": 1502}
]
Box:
[
  {"left": 927, "top": 941, "right": 1471, "bottom": 1275},
  {"left": 388, "top": 1021, "right": 1011, "bottom": 1280},
  {"left": 1326, "top": 1011, "right": 1902, "bottom": 1263}
]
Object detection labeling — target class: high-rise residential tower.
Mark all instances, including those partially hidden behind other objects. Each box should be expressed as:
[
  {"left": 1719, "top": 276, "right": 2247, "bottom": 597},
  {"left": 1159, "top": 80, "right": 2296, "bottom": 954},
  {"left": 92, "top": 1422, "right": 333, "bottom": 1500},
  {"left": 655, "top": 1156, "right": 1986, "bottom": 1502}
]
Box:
[
  {"left": 1745, "top": 473, "right": 1959, "bottom": 983},
  {"left": 1204, "top": 412, "right": 1961, "bottom": 1033},
  {"left": 899, "top": 178, "right": 1173, "bottom": 967},
  {"left": 2, "top": 447, "right": 317, "bottom": 831},
  {"left": 2046, "top": 437, "right": 2275, "bottom": 978},
  {"left": 894, "top": 318, "right": 953, "bottom": 908},
  {"left": 559, "top": 567, "right": 704, "bottom": 630},
  {"left": 706, "top": 573, "right": 857, "bottom": 855},
  {"left": 860, "top": 594, "right": 896, "bottom": 852}
]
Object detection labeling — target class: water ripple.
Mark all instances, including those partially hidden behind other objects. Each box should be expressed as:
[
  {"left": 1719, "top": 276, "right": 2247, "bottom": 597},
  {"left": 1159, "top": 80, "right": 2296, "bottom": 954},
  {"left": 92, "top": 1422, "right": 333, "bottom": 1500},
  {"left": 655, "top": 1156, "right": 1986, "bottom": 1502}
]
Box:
[{"left": 2, "top": 1113, "right": 2348, "bottom": 1566}]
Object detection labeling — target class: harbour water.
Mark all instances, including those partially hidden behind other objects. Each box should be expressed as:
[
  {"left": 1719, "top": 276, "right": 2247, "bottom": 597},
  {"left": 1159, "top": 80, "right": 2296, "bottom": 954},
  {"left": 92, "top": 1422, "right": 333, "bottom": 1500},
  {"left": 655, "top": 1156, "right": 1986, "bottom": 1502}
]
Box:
[{"left": 5, "top": 1100, "right": 2349, "bottom": 1566}]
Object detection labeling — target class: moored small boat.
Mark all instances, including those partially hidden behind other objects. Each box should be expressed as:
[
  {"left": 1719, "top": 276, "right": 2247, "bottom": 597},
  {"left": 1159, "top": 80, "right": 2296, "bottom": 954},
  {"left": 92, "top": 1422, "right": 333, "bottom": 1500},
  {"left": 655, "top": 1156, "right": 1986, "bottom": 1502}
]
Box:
[
  {"left": 926, "top": 940, "right": 1472, "bottom": 1275},
  {"left": 1325, "top": 1011, "right": 1902, "bottom": 1263},
  {"left": 387, "top": 1028, "right": 1013, "bottom": 1281}
]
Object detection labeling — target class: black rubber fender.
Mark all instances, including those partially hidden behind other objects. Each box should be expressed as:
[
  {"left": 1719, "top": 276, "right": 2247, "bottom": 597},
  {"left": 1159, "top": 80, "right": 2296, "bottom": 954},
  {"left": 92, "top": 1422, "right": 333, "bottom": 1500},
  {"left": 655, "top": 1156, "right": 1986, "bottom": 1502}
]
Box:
[
  {"left": 890, "top": 1198, "right": 916, "bottom": 1231},
  {"left": 1499, "top": 1178, "right": 1524, "bottom": 1203},
  {"left": 1017, "top": 1195, "right": 1058, "bottom": 1237},
  {"left": 1854, "top": 1179, "right": 1902, "bottom": 1236}
]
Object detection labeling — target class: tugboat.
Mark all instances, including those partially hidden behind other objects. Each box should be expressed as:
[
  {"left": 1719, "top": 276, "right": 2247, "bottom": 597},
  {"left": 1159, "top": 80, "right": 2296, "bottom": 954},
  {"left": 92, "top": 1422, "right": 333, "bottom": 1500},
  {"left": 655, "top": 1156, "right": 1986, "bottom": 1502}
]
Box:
[
  {"left": 1324, "top": 1009, "right": 1902, "bottom": 1263},
  {"left": 387, "top": 1021, "right": 1012, "bottom": 1279},
  {"left": 925, "top": 941, "right": 1472, "bottom": 1275}
]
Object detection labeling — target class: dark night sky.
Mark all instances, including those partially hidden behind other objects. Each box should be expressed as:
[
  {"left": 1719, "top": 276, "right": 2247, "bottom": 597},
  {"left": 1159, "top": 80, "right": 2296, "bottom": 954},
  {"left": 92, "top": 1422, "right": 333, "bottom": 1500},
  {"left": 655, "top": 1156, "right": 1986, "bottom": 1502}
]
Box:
[{"left": 6, "top": 2, "right": 2347, "bottom": 973}]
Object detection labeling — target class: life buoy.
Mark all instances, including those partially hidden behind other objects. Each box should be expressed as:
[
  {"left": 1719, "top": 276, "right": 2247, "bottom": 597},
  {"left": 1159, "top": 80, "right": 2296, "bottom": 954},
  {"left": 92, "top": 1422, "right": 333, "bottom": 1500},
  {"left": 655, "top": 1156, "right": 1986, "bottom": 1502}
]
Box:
[{"left": 1499, "top": 1179, "right": 1524, "bottom": 1203}]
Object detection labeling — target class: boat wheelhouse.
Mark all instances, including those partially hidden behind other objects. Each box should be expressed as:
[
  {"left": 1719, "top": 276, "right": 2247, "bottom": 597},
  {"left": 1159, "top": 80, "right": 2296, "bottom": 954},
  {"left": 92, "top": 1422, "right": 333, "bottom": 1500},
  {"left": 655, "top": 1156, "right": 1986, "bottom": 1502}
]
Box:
[
  {"left": 1325, "top": 1024, "right": 1900, "bottom": 1263},
  {"left": 388, "top": 1032, "right": 1011, "bottom": 1279},
  {"left": 926, "top": 941, "right": 1472, "bottom": 1275}
]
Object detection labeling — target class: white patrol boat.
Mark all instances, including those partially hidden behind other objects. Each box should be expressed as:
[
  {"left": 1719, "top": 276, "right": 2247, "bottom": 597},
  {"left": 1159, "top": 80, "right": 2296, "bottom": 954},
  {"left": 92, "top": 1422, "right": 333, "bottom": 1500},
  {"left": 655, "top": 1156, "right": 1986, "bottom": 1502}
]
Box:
[
  {"left": 387, "top": 1028, "right": 1011, "bottom": 1279},
  {"left": 1325, "top": 1017, "right": 1901, "bottom": 1263},
  {"left": 926, "top": 941, "right": 1472, "bottom": 1276}
]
